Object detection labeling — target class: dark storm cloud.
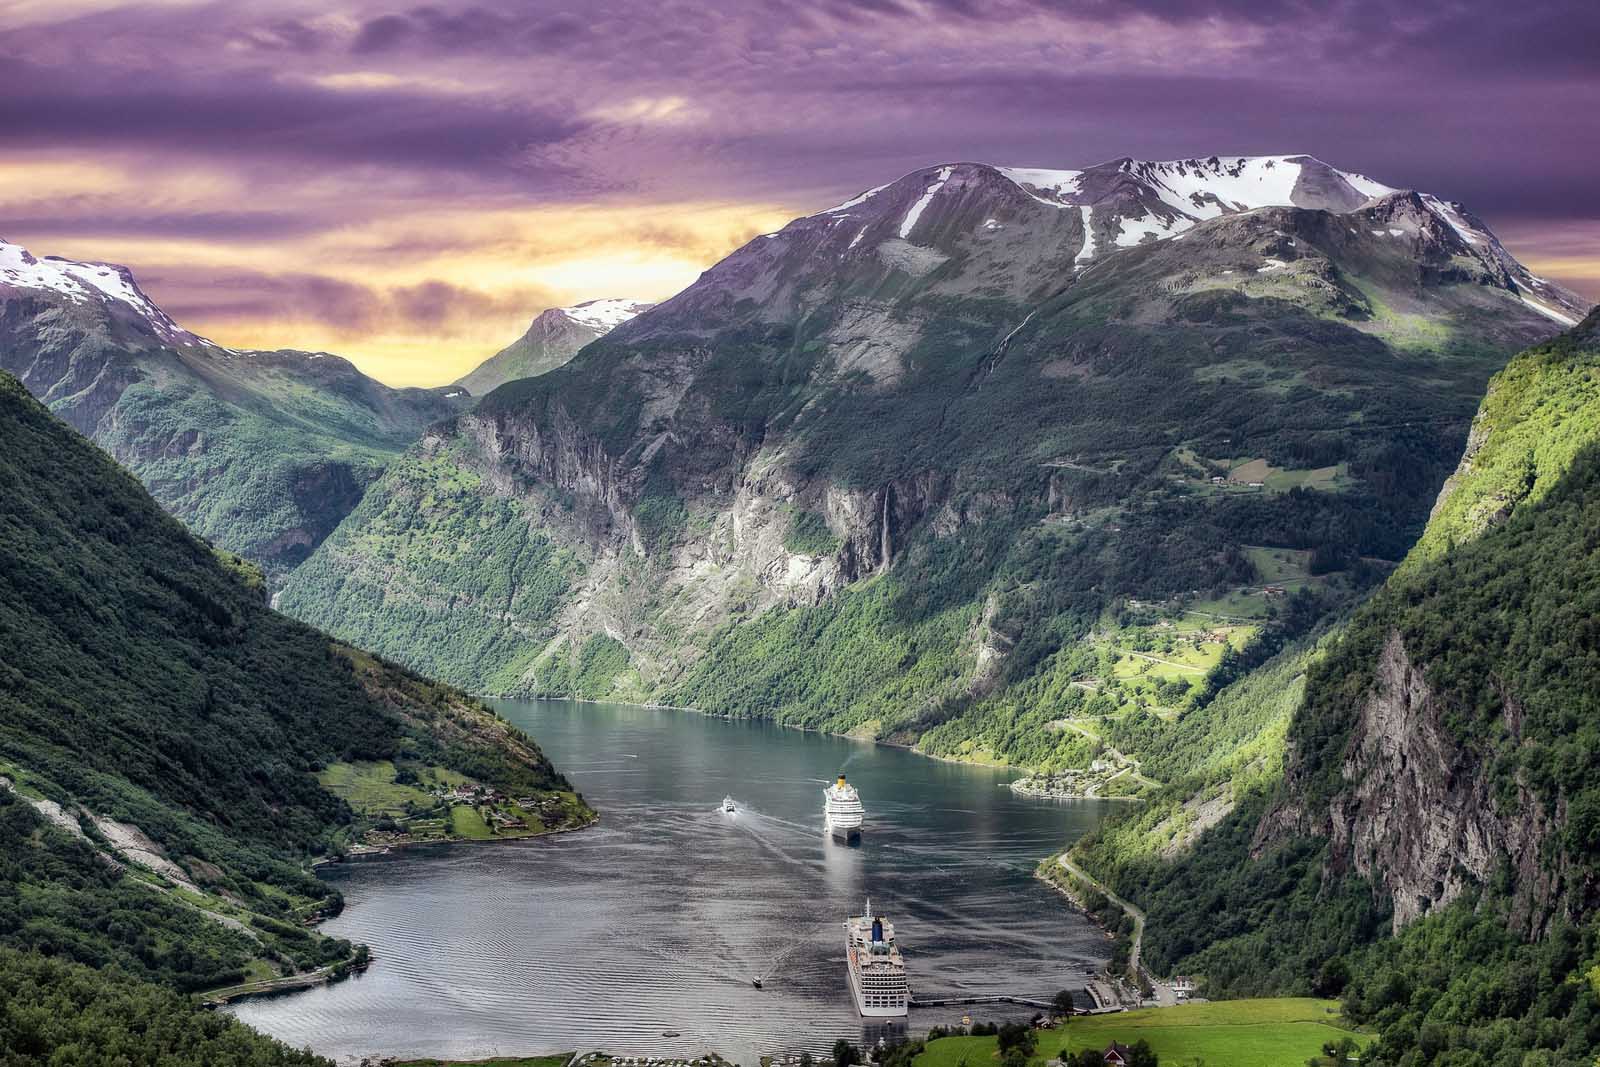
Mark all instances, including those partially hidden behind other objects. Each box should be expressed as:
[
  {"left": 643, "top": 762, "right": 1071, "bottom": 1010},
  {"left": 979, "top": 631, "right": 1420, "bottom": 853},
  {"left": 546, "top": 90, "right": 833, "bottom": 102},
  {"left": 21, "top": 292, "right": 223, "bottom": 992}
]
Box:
[
  {"left": 0, "top": 59, "right": 586, "bottom": 177},
  {"left": 349, "top": 6, "right": 591, "bottom": 54}
]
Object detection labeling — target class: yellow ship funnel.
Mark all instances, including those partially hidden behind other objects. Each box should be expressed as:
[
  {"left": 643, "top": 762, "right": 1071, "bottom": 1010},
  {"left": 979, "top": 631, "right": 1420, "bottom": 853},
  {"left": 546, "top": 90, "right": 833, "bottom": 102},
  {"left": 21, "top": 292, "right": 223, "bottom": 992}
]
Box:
[{"left": 837, "top": 774, "right": 847, "bottom": 787}]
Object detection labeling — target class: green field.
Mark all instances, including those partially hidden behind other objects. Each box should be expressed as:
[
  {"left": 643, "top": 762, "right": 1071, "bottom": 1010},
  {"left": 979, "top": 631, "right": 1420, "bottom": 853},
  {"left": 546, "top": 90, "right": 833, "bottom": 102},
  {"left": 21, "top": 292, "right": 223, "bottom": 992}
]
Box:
[
  {"left": 1224, "top": 458, "right": 1350, "bottom": 492},
  {"left": 1093, "top": 613, "right": 1257, "bottom": 719},
  {"left": 317, "top": 760, "right": 436, "bottom": 815},
  {"left": 916, "top": 999, "right": 1367, "bottom": 1067},
  {"left": 450, "top": 804, "right": 495, "bottom": 840}
]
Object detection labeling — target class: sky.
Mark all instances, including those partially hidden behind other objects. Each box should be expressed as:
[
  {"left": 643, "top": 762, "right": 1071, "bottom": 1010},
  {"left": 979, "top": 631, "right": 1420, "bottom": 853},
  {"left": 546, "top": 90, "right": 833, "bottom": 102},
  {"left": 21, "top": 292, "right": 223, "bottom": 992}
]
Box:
[{"left": 2, "top": 0, "right": 1597, "bottom": 386}]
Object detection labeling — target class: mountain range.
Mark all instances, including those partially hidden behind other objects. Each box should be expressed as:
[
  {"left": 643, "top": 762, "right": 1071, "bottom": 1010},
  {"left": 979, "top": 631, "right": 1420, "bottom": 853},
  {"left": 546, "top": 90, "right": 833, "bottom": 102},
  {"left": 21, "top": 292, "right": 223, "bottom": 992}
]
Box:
[
  {"left": 0, "top": 239, "right": 658, "bottom": 581},
  {"left": 0, "top": 238, "right": 475, "bottom": 577},
  {"left": 276, "top": 156, "right": 1587, "bottom": 750}
]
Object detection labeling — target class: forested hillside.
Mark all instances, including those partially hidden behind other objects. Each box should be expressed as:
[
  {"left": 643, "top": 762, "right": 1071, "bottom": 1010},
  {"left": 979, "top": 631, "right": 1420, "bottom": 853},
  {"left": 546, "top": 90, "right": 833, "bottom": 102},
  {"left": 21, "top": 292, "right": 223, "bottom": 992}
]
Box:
[
  {"left": 0, "top": 371, "right": 591, "bottom": 1062},
  {"left": 281, "top": 158, "right": 1584, "bottom": 785},
  {"left": 1070, "top": 310, "right": 1600, "bottom": 1066}
]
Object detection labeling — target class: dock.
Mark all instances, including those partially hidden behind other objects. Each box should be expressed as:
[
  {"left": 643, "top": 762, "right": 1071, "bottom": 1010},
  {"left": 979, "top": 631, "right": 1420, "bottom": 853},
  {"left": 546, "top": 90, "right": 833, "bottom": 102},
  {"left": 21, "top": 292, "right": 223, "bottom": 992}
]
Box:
[{"left": 909, "top": 994, "right": 1057, "bottom": 1010}]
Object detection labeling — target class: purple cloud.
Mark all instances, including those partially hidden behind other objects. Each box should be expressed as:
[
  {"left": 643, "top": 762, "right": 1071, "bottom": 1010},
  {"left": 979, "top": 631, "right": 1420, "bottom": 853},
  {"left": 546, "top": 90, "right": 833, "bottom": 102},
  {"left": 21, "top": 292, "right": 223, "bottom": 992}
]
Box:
[{"left": 0, "top": 0, "right": 1593, "bottom": 367}]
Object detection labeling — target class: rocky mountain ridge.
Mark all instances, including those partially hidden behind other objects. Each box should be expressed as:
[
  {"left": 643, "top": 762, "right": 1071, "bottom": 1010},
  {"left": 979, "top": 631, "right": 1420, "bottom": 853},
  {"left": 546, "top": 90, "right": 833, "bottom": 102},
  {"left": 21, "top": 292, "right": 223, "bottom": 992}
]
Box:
[{"left": 453, "top": 297, "right": 654, "bottom": 396}]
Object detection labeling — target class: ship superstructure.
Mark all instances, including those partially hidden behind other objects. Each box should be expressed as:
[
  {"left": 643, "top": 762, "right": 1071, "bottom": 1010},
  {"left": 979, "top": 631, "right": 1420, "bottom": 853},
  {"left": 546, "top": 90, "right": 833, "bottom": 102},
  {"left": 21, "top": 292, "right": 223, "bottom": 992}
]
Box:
[
  {"left": 823, "top": 774, "right": 864, "bottom": 843},
  {"left": 845, "top": 899, "right": 908, "bottom": 1017}
]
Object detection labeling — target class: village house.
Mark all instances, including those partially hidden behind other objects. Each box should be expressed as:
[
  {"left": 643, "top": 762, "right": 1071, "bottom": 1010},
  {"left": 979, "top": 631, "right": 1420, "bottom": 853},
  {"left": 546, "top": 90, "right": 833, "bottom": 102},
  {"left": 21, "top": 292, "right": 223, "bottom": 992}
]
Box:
[
  {"left": 1102, "top": 1042, "right": 1134, "bottom": 1065},
  {"left": 1171, "top": 974, "right": 1196, "bottom": 999}
]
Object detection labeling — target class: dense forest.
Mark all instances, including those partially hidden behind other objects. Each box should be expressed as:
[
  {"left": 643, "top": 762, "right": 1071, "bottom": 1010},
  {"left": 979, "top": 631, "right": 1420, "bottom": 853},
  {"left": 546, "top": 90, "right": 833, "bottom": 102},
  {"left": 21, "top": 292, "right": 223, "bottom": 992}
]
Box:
[
  {"left": 0, "top": 371, "right": 588, "bottom": 1063},
  {"left": 1071, "top": 313, "right": 1600, "bottom": 1066}
]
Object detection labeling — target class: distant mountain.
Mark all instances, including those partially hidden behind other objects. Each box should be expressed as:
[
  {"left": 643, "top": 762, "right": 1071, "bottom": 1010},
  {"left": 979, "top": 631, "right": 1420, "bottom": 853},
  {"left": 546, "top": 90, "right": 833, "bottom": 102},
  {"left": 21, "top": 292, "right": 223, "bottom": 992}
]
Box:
[
  {"left": 0, "top": 370, "right": 589, "bottom": 1059},
  {"left": 0, "top": 238, "right": 469, "bottom": 577},
  {"left": 1070, "top": 308, "right": 1600, "bottom": 1065},
  {"left": 455, "top": 298, "right": 655, "bottom": 396},
  {"left": 279, "top": 156, "right": 1589, "bottom": 758}
]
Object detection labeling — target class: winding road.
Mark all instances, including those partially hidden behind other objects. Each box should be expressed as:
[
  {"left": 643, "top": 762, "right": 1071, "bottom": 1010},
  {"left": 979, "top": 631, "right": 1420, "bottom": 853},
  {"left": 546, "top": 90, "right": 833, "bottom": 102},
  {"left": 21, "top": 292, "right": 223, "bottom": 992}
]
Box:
[{"left": 1056, "top": 855, "right": 1176, "bottom": 1007}]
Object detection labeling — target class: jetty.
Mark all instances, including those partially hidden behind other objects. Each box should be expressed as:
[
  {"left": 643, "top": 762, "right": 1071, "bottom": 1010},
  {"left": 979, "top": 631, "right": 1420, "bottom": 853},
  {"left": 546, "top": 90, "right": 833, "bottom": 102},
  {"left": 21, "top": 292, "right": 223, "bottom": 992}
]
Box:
[{"left": 909, "top": 993, "right": 1057, "bottom": 1010}]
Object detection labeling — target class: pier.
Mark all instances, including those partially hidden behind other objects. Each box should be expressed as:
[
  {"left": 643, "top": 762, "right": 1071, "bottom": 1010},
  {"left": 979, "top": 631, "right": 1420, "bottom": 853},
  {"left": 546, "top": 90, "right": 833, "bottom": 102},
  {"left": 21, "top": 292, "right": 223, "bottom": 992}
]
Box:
[{"left": 909, "top": 994, "right": 1058, "bottom": 1010}]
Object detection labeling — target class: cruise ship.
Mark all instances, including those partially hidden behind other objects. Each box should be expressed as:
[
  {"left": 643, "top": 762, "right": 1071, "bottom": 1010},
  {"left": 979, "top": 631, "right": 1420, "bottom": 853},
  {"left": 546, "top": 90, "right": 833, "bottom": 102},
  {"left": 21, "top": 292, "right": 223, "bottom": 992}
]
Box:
[
  {"left": 845, "top": 900, "right": 909, "bottom": 1017},
  {"left": 823, "top": 774, "right": 864, "bottom": 843}
]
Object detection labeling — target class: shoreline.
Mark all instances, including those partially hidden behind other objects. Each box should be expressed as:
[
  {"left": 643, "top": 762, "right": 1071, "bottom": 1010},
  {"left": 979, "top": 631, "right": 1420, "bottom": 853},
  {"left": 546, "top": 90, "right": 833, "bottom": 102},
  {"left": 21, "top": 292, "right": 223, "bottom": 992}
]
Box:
[
  {"left": 500, "top": 693, "right": 1055, "bottom": 781},
  {"left": 1009, "top": 780, "right": 1144, "bottom": 803},
  {"left": 311, "top": 810, "right": 599, "bottom": 870},
  {"left": 202, "top": 949, "right": 371, "bottom": 1008}
]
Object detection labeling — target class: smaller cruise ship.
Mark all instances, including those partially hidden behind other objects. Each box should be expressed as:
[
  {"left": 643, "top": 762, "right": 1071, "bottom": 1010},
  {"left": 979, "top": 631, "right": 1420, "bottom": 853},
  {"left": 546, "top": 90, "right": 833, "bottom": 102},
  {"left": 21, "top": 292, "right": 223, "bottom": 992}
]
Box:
[
  {"left": 823, "top": 774, "right": 864, "bottom": 843},
  {"left": 845, "top": 899, "right": 909, "bottom": 1017}
]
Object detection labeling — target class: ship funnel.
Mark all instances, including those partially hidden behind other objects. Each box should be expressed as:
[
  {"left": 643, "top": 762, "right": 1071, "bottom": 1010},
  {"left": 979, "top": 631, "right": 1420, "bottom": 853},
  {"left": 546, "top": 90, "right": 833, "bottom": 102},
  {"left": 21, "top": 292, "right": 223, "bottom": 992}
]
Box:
[
  {"left": 837, "top": 774, "right": 846, "bottom": 787},
  {"left": 872, "top": 917, "right": 884, "bottom": 942}
]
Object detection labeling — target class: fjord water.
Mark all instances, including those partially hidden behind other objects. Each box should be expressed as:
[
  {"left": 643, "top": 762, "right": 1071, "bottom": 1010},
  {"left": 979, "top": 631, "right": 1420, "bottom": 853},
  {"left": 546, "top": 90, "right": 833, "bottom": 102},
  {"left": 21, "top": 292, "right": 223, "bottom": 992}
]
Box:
[{"left": 233, "top": 700, "right": 1116, "bottom": 1063}]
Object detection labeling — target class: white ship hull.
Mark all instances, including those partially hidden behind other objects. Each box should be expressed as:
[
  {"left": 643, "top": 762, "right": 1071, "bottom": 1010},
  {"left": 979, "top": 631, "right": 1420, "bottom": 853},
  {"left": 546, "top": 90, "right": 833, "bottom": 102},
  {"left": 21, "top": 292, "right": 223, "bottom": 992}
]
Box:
[
  {"left": 823, "top": 775, "right": 864, "bottom": 843},
  {"left": 844, "top": 900, "right": 908, "bottom": 1018},
  {"left": 826, "top": 810, "right": 862, "bottom": 842},
  {"left": 847, "top": 954, "right": 908, "bottom": 1017}
]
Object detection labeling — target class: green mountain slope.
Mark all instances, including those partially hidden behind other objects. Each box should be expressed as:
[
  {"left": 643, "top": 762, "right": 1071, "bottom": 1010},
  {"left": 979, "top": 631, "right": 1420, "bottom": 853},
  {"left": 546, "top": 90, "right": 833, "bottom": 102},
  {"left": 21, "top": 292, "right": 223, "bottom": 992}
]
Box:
[
  {"left": 281, "top": 159, "right": 1583, "bottom": 784},
  {"left": 1070, "top": 309, "right": 1600, "bottom": 1065},
  {"left": 0, "top": 370, "right": 591, "bottom": 1061},
  {"left": 0, "top": 239, "right": 467, "bottom": 578}
]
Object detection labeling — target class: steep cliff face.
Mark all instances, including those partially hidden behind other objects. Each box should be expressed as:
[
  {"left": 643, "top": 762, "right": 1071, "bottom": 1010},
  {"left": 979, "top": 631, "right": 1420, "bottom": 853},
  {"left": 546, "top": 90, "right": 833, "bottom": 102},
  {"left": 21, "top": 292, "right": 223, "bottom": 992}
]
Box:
[
  {"left": 1264, "top": 309, "right": 1600, "bottom": 932},
  {"left": 1320, "top": 632, "right": 1572, "bottom": 932},
  {"left": 282, "top": 159, "right": 1585, "bottom": 760}
]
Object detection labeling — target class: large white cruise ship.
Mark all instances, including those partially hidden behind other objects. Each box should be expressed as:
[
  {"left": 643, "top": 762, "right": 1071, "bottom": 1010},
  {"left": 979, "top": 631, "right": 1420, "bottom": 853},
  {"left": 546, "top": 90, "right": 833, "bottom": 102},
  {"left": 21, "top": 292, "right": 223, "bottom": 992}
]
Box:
[
  {"left": 845, "top": 900, "right": 909, "bottom": 1017},
  {"left": 823, "top": 774, "right": 864, "bottom": 843}
]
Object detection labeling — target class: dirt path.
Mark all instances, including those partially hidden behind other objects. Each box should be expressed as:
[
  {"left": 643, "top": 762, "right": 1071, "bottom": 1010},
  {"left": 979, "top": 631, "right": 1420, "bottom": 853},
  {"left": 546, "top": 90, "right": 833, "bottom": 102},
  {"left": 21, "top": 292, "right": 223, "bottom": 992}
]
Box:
[
  {"left": 1122, "top": 649, "right": 1208, "bottom": 673},
  {"left": 201, "top": 952, "right": 365, "bottom": 1006}
]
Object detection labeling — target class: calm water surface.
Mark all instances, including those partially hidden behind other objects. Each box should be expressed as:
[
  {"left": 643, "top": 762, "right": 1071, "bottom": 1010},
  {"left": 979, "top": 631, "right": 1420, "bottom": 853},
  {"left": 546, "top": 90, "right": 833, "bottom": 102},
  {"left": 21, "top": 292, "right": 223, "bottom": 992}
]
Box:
[{"left": 233, "top": 700, "right": 1116, "bottom": 1063}]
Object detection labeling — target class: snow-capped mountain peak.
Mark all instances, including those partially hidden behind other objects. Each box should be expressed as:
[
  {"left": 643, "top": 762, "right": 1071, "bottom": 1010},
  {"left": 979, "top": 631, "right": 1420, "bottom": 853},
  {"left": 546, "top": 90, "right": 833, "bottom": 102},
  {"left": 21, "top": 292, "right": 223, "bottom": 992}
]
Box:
[
  {"left": 646, "top": 155, "right": 1589, "bottom": 339},
  {"left": 0, "top": 238, "right": 206, "bottom": 346}
]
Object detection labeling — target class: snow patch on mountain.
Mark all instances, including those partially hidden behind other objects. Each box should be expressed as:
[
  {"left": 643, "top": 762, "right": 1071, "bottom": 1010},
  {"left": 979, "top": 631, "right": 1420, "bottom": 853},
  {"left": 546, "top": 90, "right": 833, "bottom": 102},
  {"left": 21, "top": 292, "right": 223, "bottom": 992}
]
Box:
[
  {"left": 1521, "top": 294, "right": 1580, "bottom": 327},
  {"left": 0, "top": 238, "right": 204, "bottom": 346},
  {"left": 1075, "top": 207, "right": 1096, "bottom": 264},
  {"left": 1420, "top": 194, "right": 1482, "bottom": 246},
  {"left": 997, "top": 166, "right": 1084, "bottom": 207},
  {"left": 818, "top": 183, "right": 890, "bottom": 216},
  {"left": 1132, "top": 156, "right": 1300, "bottom": 218},
  {"left": 563, "top": 298, "right": 654, "bottom": 332},
  {"left": 1115, "top": 211, "right": 1184, "bottom": 247},
  {"left": 899, "top": 166, "right": 953, "bottom": 240}
]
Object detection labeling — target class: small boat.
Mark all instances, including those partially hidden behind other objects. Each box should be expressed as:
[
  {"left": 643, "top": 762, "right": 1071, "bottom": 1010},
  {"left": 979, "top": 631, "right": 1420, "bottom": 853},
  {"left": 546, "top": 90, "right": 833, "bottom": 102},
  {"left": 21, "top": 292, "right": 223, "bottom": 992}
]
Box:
[
  {"left": 662, "top": 1031, "right": 681, "bottom": 1038},
  {"left": 722, "top": 796, "right": 737, "bottom": 813},
  {"left": 752, "top": 977, "right": 763, "bottom": 989}
]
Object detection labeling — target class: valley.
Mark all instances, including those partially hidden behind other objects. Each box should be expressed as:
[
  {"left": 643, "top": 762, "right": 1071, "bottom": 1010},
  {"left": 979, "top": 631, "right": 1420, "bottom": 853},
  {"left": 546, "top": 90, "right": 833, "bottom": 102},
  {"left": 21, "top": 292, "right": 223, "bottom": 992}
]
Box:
[{"left": 2, "top": 141, "right": 1597, "bottom": 1067}]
